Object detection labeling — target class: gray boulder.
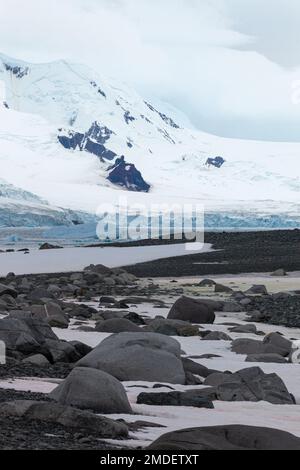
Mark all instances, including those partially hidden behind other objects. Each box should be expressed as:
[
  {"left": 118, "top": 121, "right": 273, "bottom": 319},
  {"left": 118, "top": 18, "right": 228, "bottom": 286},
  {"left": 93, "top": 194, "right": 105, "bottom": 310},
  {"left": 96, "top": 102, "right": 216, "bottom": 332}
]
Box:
[
  {"left": 69, "top": 341, "right": 92, "bottom": 357},
  {"left": 202, "top": 331, "right": 232, "bottom": 341},
  {"left": 27, "top": 288, "right": 54, "bottom": 301},
  {"left": 239, "top": 297, "right": 252, "bottom": 306},
  {"left": 76, "top": 332, "right": 185, "bottom": 384},
  {"left": 229, "top": 324, "right": 257, "bottom": 334},
  {"left": 271, "top": 269, "right": 287, "bottom": 277},
  {"left": 0, "top": 400, "right": 128, "bottom": 439},
  {"left": 124, "top": 312, "right": 146, "bottom": 326},
  {"left": 31, "top": 302, "right": 69, "bottom": 329},
  {"left": 0, "top": 313, "right": 58, "bottom": 355},
  {"left": 245, "top": 285, "right": 268, "bottom": 295},
  {"left": 95, "top": 318, "right": 141, "bottom": 333},
  {"left": 47, "top": 285, "right": 62, "bottom": 297},
  {"left": 43, "top": 339, "right": 81, "bottom": 363},
  {"left": 0, "top": 283, "right": 18, "bottom": 298},
  {"left": 148, "top": 425, "right": 300, "bottom": 450},
  {"left": 199, "top": 279, "right": 216, "bottom": 287},
  {"left": 214, "top": 283, "right": 233, "bottom": 294},
  {"left": 231, "top": 338, "right": 288, "bottom": 357},
  {"left": 84, "top": 264, "right": 112, "bottom": 275},
  {"left": 246, "top": 354, "right": 288, "bottom": 364},
  {"left": 263, "top": 332, "right": 292, "bottom": 357},
  {"left": 50, "top": 367, "right": 132, "bottom": 414},
  {"left": 222, "top": 302, "right": 243, "bottom": 313},
  {"left": 144, "top": 318, "right": 199, "bottom": 337},
  {"left": 22, "top": 354, "right": 50, "bottom": 366},
  {"left": 204, "top": 372, "right": 233, "bottom": 387},
  {"left": 137, "top": 390, "right": 214, "bottom": 409},
  {"left": 210, "top": 367, "right": 294, "bottom": 405},
  {"left": 168, "top": 296, "right": 218, "bottom": 324},
  {"left": 182, "top": 358, "right": 219, "bottom": 378}
]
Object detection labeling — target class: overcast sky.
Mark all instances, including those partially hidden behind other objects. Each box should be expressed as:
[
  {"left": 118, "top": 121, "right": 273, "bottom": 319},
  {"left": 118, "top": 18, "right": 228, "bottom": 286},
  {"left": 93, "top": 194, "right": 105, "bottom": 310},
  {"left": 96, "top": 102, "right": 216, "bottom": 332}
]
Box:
[{"left": 1, "top": 0, "right": 300, "bottom": 141}]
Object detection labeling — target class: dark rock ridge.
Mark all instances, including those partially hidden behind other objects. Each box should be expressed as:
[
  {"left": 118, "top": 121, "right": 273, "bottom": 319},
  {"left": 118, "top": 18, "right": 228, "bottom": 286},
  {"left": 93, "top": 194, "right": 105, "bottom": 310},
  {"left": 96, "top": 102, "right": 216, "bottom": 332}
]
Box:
[
  {"left": 4, "top": 63, "right": 29, "bottom": 78},
  {"left": 58, "top": 121, "right": 117, "bottom": 161},
  {"left": 124, "top": 110, "right": 136, "bottom": 124},
  {"left": 148, "top": 425, "right": 300, "bottom": 450},
  {"left": 205, "top": 156, "right": 225, "bottom": 168},
  {"left": 90, "top": 80, "right": 106, "bottom": 98},
  {"left": 58, "top": 124, "right": 150, "bottom": 192},
  {"left": 144, "top": 101, "right": 180, "bottom": 129},
  {"left": 107, "top": 156, "right": 150, "bottom": 192}
]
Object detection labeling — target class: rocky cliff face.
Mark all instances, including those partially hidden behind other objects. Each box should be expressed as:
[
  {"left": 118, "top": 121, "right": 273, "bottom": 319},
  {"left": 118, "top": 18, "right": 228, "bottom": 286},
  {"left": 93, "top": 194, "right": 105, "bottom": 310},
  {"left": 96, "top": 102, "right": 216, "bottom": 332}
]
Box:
[{"left": 107, "top": 157, "right": 150, "bottom": 192}]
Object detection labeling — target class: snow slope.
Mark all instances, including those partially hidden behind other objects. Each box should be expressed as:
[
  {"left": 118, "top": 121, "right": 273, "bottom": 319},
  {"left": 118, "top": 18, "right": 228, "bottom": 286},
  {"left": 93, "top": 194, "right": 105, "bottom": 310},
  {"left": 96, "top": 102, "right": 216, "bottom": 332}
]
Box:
[{"left": 1, "top": 53, "right": 300, "bottom": 228}]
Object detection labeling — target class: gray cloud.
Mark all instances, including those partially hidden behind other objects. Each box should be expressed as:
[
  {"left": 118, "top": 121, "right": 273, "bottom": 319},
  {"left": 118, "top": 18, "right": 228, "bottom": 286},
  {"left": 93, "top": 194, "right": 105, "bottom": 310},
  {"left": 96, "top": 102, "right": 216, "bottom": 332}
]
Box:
[
  {"left": 221, "top": 0, "right": 300, "bottom": 67},
  {"left": 0, "top": 0, "right": 299, "bottom": 141}
]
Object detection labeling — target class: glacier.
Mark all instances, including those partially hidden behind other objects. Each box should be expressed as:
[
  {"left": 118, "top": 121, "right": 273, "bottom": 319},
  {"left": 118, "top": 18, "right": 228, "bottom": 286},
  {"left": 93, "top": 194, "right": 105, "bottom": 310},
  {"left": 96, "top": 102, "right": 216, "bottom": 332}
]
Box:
[{"left": 0, "top": 52, "right": 300, "bottom": 236}]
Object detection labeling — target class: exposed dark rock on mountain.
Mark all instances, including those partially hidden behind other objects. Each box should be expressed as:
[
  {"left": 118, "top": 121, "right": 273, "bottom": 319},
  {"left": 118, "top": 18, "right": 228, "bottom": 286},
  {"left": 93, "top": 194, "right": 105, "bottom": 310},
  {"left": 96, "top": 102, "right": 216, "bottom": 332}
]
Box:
[
  {"left": 4, "top": 63, "right": 29, "bottom": 78},
  {"left": 205, "top": 156, "right": 225, "bottom": 168},
  {"left": 58, "top": 130, "right": 85, "bottom": 150},
  {"left": 90, "top": 80, "right": 106, "bottom": 98},
  {"left": 107, "top": 156, "right": 150, "bottom": 192},
  {"left": 95, "top": 318, "right": 141, "bottom": 333},
  {"left": 144, "top": 101, "right": 180, "bottom": 129},
  {"left": 58, "top": 122, "right": 117, "bottom": 161},
  {"left": 124, "top": 111, "right": 136, "bottom": 124}
]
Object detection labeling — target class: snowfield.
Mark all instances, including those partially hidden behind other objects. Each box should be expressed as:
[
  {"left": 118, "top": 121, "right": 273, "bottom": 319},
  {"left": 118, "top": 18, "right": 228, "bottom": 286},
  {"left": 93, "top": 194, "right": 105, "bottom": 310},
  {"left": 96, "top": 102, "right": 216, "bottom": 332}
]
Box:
[
  {"left": 0, "top": 53, "right": 300, "bottom": 230},
  {"left": 0, "top": 243, "right": 212, "bottom": 276}
]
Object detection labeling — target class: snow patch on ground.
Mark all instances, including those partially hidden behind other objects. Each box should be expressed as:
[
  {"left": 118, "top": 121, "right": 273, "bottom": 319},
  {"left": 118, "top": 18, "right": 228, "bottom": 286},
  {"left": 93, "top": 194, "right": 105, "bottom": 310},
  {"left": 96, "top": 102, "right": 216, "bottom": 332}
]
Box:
[{"left": 0, "top": 243, "right": 212, "bottom": 276}]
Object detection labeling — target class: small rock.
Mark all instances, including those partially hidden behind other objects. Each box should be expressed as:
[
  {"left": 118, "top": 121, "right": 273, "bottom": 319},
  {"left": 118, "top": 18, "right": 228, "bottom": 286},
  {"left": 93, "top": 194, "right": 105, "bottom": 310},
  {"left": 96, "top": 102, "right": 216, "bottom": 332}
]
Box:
[
  {"left": 271, "top": 269, "right": 287, "bottom": 277},
  {"left": 245, "top": 285, "right": 268, "bottom": 295},
  {"left": 50, "top": 367, "right": 132, "bottom": 414},
  {"left": 22, "top": 354, "right": 50, "bottom": 366},
  {"left": 202, "top": 331, "right": 232, "bottom": 341},
  {"left": 137, "top": 390, "right": 214, "bottom": 409}
]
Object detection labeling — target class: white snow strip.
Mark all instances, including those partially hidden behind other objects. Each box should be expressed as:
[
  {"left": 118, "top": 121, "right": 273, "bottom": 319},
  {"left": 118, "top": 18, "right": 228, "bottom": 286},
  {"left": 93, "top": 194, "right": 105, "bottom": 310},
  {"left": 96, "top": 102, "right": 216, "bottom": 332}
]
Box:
[
  {"left": 0, "top": 378, "right": 58, "bottom": 394},
  {"left": 0, "top": 243, "right": 212, "bottom": 276}
]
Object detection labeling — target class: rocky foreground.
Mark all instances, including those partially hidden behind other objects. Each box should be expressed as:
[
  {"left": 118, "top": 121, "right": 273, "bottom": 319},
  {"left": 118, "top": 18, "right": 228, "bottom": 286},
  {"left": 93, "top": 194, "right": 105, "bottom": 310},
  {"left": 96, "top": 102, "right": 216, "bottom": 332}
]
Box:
[{"left": 0, "top": 263, "right": 300, "bottom": 450}]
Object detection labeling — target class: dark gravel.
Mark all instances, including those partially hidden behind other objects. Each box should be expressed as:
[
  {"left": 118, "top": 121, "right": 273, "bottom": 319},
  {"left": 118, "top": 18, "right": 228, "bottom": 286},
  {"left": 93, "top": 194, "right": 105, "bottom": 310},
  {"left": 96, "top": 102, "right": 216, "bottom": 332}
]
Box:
[
  {"left": 0, "top": 415, "right": 115, "bottom": 450},
  {"left": 122, "top": 230, "right": 300, "bottom": 277},
  {"left": 0, "top": 388, "right": 52, "bottom": 403},
  {"left": 0, "top": 360, "right": 72, "bottom": 380},
  {"left": 0, "top": 389, "right": 118, "bottom": 450},
  {"left": 246, "top": 295, "right": 300, "bottom": 328}
]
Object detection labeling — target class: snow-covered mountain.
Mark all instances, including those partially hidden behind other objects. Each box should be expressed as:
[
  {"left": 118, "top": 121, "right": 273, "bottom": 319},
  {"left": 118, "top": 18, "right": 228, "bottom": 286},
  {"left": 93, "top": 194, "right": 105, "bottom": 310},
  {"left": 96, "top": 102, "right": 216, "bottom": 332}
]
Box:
[{"left": 1, "top": 52, "right": 300, "bottom": 230}]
